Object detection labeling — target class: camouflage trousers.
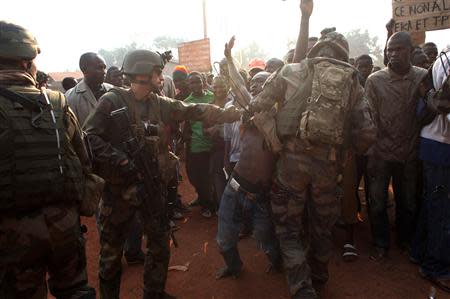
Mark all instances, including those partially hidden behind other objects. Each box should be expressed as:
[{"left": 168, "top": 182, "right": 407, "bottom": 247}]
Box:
[
  {"left": 98, "top": 183, "right": 170, "bottom": 299},
  {"left": 271, "top": 152, "right": 340, "bottom": 299},
  {"left": 0, "top": 205, "right": 95, "bottom": 299}
]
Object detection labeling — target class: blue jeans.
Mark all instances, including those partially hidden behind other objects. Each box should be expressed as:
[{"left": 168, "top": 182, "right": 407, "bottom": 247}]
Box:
[
  {"left": 412, "top": 162, "right": 450, "bottom": 278},
  {"left": 217, "top": 183, "right": 280, "bottom": 265}
]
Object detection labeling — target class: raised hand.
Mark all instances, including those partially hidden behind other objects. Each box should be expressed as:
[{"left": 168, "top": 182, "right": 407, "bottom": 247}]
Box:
[
  {"left": 300, "top": 0, "right": 313, "bottom": 17},
  {"left": 224, "top": 36, "right": 236, "bottom": 59}
]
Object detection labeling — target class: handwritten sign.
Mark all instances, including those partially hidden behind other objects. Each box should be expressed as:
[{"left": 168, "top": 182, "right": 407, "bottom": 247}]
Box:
[
  {"left": 392, "top": 0, "right": 450, "bottom": 32},
  {"left": 178, "top": 38, "right": 211, "bottom": 72}
]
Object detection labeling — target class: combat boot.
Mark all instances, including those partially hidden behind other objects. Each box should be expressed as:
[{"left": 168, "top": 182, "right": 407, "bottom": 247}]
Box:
[
  {"left": 216, "top": 247, "right": 243, "bottom": 280},
  {"left": 99, "top": 272, "right": 121, "bottom": 299}
]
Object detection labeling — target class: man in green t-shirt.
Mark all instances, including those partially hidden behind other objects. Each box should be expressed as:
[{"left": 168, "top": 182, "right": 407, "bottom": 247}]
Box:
[{"left": 184, "top": 71, "right": 215, "bottom": 218}]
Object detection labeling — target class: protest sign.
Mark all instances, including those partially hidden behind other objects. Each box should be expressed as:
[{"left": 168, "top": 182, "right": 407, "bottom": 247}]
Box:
[
  {"left": 178, "top": 38, "right": 211, "bottom": 72},
  {"left": 392, "top": 0, "right": 450, "bottom": 32}
]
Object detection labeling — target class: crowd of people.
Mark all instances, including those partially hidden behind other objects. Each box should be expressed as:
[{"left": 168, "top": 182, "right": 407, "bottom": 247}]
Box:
[{"left": 1, "top": 1, "right": 450, "bottom": 298}]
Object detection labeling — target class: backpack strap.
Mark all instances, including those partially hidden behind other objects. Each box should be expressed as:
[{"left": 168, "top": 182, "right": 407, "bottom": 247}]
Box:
[{"left": 0, "top": 86, "right": 48, "bottom": 112}]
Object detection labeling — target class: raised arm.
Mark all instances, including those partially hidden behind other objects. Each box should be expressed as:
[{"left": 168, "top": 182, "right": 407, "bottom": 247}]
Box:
[
  {"left": 293, "top": 0, "right": 313, "bottom": 63},
  {"left": 162, "top": 95, "right": 242, "bottom": 125},
  {"left": 224, "top": 36, "right": 253, "bottom": 107}
]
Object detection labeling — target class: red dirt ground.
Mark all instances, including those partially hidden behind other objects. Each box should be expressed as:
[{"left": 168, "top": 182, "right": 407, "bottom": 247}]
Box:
[{"left": 77, "top": 166, "right": 449, "bottom": 299}]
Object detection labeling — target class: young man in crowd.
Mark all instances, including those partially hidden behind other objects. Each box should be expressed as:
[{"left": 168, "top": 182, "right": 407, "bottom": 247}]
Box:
[
  {"left": 65, "top": 52, "right": 112, "bottom": 126},
  {"left": 105, "top": 66, "right": 124, "bottom": 87},
  {"left": 422, "top": 42, "right": 439, "bottom": 66},
  {"left": 412, "top": 47, "right": 432, "bottom": 69},
  {"left": 216, "top": 37, "right": 281, "bottom": 280},
  {"left": 265, "top": 58, "right": 284, "bottom": 73},
  {"left": 204, "top": 76, "right": 229, "bottom": 210},
  {"left": 355, "top": 54, "right": 373, "bottom": 86},
  {"left": 248, "top": 58, "right": 266, "bottom": 79},
  {"left": 173, "top": 65, "right": 190, "bottom": 101},
  {"left": 365, "top": 32, "right": 428, "bottom": 260},
  {"left": 412, "top": 51, "right": 450, "bottom": 293},
  {"left": 339, "top": 54, "right": 374, "bottom": 263},
  {"left": 184, "top": 71, "right": 215, "bottom": 218},
  {"left": 62, "top": 76, "right": 78, "bottom": 92}
]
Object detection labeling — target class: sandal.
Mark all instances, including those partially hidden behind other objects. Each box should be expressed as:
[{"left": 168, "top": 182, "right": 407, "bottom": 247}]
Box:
[{"left": 342, "top": 244, "right": 358, "bottom": 262}]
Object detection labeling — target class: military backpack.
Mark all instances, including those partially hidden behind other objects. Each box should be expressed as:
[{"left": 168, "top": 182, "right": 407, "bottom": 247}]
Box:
[{"left": 298, "top": 58, "right": 356, "bottom": 145}]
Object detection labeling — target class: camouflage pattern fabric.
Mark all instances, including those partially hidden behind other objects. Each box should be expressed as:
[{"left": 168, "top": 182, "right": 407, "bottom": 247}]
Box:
[
  {"left": 0, "top": 205, "right": 94, "bottom": 299},
  {"left": 98, "top": 184, "right": 170, "bottom": 299},
  {"left": 270, "top": 153, "right": 340, "bottom": 299}
]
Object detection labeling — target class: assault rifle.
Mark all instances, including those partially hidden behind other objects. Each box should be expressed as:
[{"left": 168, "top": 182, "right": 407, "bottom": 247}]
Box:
[{"left": 110, "top": 106, "right": 178, "bottom": 247}]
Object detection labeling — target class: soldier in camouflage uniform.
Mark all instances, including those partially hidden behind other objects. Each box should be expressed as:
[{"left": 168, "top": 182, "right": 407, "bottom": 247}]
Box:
[
  {"left": 84, "top": 49, "right": 241, "bottom": 299},
  {"left": 249, "top": 29, "right": 377, "bottom": 298},
  {"left": 0, "top": 21, "right": 96, "bottom": 299}
]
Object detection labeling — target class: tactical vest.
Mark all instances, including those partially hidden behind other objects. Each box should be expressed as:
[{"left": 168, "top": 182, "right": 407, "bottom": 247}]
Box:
[
  {"left": 104, "top": 88, "right": 175, "bottom": 185},
  {"left": 276, "top": 58, "right": 356, "bottom": 146},
  {"left": 0, "top": 87, "right": 84, "bottom": 213}
]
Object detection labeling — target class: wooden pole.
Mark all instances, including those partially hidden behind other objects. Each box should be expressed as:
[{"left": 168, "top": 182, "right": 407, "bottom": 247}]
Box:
[{"left": 202, "top": 0, "right": 208, "bottom": 39}]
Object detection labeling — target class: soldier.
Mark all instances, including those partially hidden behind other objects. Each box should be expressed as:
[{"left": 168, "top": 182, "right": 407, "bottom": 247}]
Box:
[
  {"left": 84, "top": 49, "right": 241, "bottom": 299},
  {"left": 265, "top": 58, "right": 285, "bottom": 74},
  {"left": 248, "top": 13, "right": 377, "bottom": 299},
  {"left": 0, "top": 21, "right": 96, "bottom": 299}
]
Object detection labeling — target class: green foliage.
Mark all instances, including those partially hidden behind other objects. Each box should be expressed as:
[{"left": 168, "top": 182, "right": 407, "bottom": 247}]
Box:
[
  {"left": 286, "top": 38, "right": 296, "bottom": 52},
  {"left": 98, "top": 42, "right": 138, "bottom": 68},
  {"left": 152, "top": 36, "right": 186, "bottom": 51},
  {"left": 233, "top": 41, "right": 268, "bottom": 69},
  {"left": 98, "top": 35, "right": 185, "bottom": 68},
  {"left": 345, "top": 29, "right": 384, "bottom": 66}
]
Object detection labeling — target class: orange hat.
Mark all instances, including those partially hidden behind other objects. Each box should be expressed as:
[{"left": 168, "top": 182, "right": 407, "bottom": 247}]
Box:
[
  {"left": 248, "top": 58, "right": 266, "bottom": 71},
  {"left": 173, "top": 65, "right": 189, "bottom": 81}
]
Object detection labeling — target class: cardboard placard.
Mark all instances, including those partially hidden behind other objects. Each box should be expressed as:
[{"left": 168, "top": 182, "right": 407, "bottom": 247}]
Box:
[
  {"left": 392, "top": 0, "right": 450, "bottom": 32},
  {"left": 178, "top": 38, "right": 211, "bottom": 72}
]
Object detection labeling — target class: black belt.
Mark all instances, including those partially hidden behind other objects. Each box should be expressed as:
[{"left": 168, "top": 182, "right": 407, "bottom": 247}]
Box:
[{"left": 229, "top": 176, "right": 257, "bottom": 200}]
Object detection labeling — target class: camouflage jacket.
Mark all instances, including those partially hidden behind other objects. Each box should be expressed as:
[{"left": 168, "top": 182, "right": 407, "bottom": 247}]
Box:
[
  {"left": 84, "top": 88, "right": 241, "bottom": 185},
  {"left": 250, "top": 58, "right": 377, "bottom": 156}
]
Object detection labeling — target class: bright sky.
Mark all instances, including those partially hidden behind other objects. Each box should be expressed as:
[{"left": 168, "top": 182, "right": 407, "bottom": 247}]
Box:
[{"left": 2, "top": 0, "right": 449, "bottom": 72}]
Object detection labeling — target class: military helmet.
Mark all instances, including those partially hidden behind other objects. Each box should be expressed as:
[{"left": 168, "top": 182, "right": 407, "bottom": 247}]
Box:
[
  {"left": 122, "top": 50, "right": 164, "bottom": 76},
  {"left": 0, "top": 21, "right": 40, "bottom": 60},
  {"left": 308, "top": 28, "right": 349, "bottom": 61}
]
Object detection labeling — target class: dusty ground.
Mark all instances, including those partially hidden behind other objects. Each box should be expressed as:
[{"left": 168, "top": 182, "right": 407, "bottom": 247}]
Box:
[{"left": 78, "top": 166, "right": 448, "bottom": 299}]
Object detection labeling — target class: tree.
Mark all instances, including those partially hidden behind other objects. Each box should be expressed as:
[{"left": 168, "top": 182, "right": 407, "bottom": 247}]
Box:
[
  {"left": 345, "top": 29, "right": 384, "bottom": 66},
  {"left": 286, "top": 38, "right": 296, "bottom": 52},
  {"left": 98, "top": 36, "right": 186, "bottom": 68},
  {"left": 98, "top": 42, "right": 138, "bottom": 68},
  {"left": 152, "top": 36, "right": 186, "bottom": 51},
  {"left": 233, "top": 41, "right": 268, "bottom": 69}
]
